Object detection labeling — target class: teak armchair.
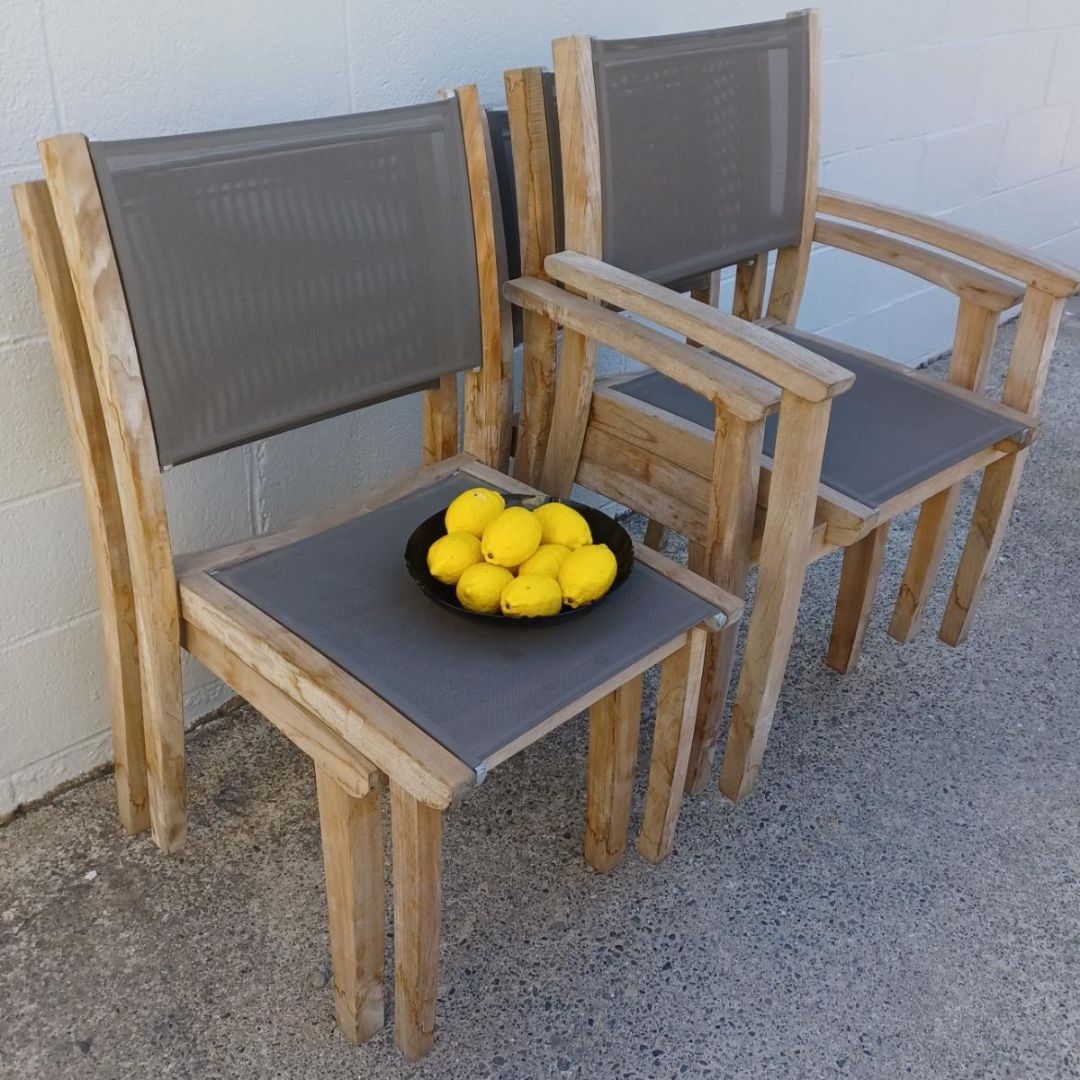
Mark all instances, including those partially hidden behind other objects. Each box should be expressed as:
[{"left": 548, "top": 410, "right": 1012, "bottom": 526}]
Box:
[
  {"left": 15, "top": 88, "right": 742, "bottom": 1058},
  {"left": 500, "top": 11, "right": 1078, "bottom": 803}
]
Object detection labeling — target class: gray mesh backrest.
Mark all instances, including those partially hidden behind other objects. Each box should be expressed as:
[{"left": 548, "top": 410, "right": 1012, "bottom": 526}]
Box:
[
  {"left": 90, "top": 101, "right": 481, "bottom": 466},
  {"left": 592, "top": 15, "right": 810, "bottom": 287}
]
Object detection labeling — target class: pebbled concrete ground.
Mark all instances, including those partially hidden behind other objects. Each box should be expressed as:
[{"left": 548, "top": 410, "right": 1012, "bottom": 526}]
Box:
[{"left": 2, "top": 300, "right": 1079, "bottom": 1080}]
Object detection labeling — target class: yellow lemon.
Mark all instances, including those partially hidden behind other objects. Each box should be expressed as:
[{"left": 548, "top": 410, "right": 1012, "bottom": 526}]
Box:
[
  {"left": 533, "top": 502, "right": 592, "bottom": 550},
  {"left": 456, "top": 563, "right": 514, "bottom": 614},
  {"left": 518, "top": 543, "right": 572, "bottom": 579},
  {"left": 426, "top": 531, "right": 482, "bottom": 585},
  {"left": 559, "top": 544, "right": 618, "bottom": 608},
  {"left": 481, "top": 506, "right": 542, "bottom": 568},
  {"left": 444, "top": 487, "right": 505, "bottom": 538},
  {"left": 500, "top": 573, "right": 564, "bottom": 618}
]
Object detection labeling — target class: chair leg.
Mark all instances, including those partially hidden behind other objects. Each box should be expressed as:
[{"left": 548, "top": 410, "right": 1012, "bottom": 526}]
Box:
[
  {"left": 390, "top": 781, "right": 443, "bottom": 1062},
  {"left": 643, "top": 519, "right": 666, "bottom": 551},
  {"left": 316, "top": 767, "right": 386, "bottom": 1044},
  {"left": 682, "top": 407, "right": 763, "bottom": 795},
  {"left": 718, "top": 394, "right": 831, "bottom": 803},
  {"left": 826, "top": 522, "right": 891, "bottom": 674},
  {"left": 638, "top": 629, "right": 707, "bottom": 864},
  {"left": 101, "top": 593, "right": 149, "bottom": 835},
  {"left": 584, "top": 674, "right": 643, "bottom": 874},
  {"left": 939, "top": 451, "right": 1027, "bottom": 646},
  {"left": 890, "top": 300, "right": 999, "bottom": 644},
  {"left": 141, "top": 634, "right": 187, "bottom": 853},
  {"left": 888, "top": 487, "right": 961, "bottom": 643}
]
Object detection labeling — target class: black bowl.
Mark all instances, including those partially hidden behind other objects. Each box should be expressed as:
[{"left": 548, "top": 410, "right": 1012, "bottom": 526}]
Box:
[{"left": 404, "top": 496, "right": 634, "bottom": 624}]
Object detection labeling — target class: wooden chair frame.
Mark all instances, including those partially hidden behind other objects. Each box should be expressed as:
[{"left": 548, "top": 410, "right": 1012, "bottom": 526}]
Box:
[
  {"left": 503, "top": 10, "right": 1077, "bottom": 804},
  {"left": 16, "top": 85, "right": 741, "bottom": 1059}
]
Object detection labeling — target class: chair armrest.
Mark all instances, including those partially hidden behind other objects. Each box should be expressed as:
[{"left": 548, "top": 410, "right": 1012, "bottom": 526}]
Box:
[
  {"left": 544, "top": 252, "right": 855, "bottom": 403},
  {"left": 813, "top": 218, "right": 1025, "bottom": 313},
  {"left": 504, "top": 276, "right": 780, "bottom": 422},
  {"left": 817, "top": 189, "right": 1080, "bottom": 299}
]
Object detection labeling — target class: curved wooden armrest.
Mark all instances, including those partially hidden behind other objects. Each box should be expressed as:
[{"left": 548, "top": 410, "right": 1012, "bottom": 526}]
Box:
[
  {"left": 543, "top": 252, "right": 855, "bottom": 403},
  {"left": 504, "top": 276, "right": 780, "bottom": 422},
  {"left": 818, "top": 189, "right": 1080, "bottom": 299},
  {"left": 814, "top": 218, "right": 1024, "bottom": 313}
]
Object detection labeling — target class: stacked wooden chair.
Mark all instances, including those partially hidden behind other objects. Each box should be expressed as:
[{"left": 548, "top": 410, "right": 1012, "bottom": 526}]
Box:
[
  {"left": 14, "top": 88, "right": 747, "bottom": 1058},
  {"left": 498, "top": 10, "right": 1078, "bottom": 803}
]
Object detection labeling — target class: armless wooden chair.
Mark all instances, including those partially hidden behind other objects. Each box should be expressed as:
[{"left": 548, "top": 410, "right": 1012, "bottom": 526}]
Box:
[
  {"left": 15, "top": 87, "right": 743, "bottom": 1058},
  {"left": 499, "top": 11, "right": 1078, "bottom": 804}
]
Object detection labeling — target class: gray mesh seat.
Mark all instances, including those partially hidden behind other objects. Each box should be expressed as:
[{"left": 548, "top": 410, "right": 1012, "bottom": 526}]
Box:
[
  {"left": 615, "top": 328, "right": 1027, "bottom": 509},
  {"left": 213, "top": 474, "right": 719, "bottom": 771}
]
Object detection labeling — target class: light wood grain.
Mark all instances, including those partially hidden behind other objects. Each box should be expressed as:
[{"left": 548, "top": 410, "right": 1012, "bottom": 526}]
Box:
[
  {"left": 889, "top": 301, "right": 998, "bottom": 642},
  {"left": 939, "top": 287, "right": 1066, "bottom": 645},
  {"left": 1000, "top": 286, "right": 1067, "bottom": 414},
  {"left": 817, "top": 189, "right": 1080, "bottom": 298},
  {"left": 505, "top": 67, "right": 560, "bottom": 485},
  {"left": 638, "top": 627, "right": 708, "bottom": 864},
  {"left": 421, "top": 374, "right": 459, "bottom": 465},
  {"left": 733, "top": 254, "right": 768, "bottom": 322},
  {"left": 539, "top": 327, "right": 597, "bottom": 497},
  {"left": 587, "top": 386, "right": 871, "bottom": 544},
  {"left": 40, "top": 134, "right": 185, "bottom": 852},
  {"left": 505, "top": 276, "right": 779, "bottom": 421},
  {"left": 182, "top": 621, "right": 376, "bottom": 799},
  {"left": 814, "top": 218, "right": 1024, "bottom": 312},
  {"left": 551, "top": 35, "right": 602, "bottom": 259},
  {"left": 719, "top": 393, "right": 832, "bottom": 802},
  {"left": 14, "top": 180, "right": 149, "bottom": 835},
  {"left": 584, "top": 674, "right": 643, "bottom": 874},
  {"left": 545, "top": 252, "right": 854, "bottom": 402},
  {"left": 390, "top": 782, "right": 442, "bottom": 1061},
  {"left": 316, "top": 768, "right": 386, "bottom": 1043},
  {"left": 684, "top": 409, "right": 764, "bottom": 793},
  {"left": 826, "top": 522, "right": 891, "bottom": 673},
  {"left": 938, "top": 450, "right": 1027, "bottom": 646},
  {"left": 766, "top": 8, "right": 820, "bottom": 324},
  {"left": 538, "top": 34, "right": 604, "bottom": 497},
  {"left": 179, "top": 573, "right": 474, "bottom": 809},
  {"left": 457, "top": 86, "right": 514, "bottom": 471}
]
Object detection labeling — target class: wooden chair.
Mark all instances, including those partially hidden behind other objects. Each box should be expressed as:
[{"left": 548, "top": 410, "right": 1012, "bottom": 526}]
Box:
[
  {"left": 15, "top": 87, "right": 743, "bottom": 1058},
  {"left": 498, "top": 11, "right": 1079, "bottom": 804}
]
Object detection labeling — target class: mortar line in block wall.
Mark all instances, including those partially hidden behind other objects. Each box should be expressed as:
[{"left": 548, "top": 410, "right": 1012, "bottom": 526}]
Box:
[
  {"left": 0, "top": 333, "right": 48, "bottom": 353},
  {"left": 342, "top": 0, "right": 358, "bottom": 109},
  {"left": 0, "top": 608, "right": 98, "bottom": 656},
  {"left": 0, "top": 480, "right": 81, "bottom": 514},
  {"left": 821, "top": 25, "right": 1075, "bottom": 66},
  {"left": 35, "top": 0, "right": 67, "bottom": 131}
]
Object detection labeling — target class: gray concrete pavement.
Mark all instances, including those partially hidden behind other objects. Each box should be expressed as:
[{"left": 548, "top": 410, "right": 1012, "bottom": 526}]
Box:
[{"left": 2, "top": 302, "right": 1079, "bottom": 1079}]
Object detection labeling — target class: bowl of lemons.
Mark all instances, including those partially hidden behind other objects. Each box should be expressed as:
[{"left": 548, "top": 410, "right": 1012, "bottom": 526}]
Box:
[{"left": 404, "top": 487, "right": 634, "bottom": 622}]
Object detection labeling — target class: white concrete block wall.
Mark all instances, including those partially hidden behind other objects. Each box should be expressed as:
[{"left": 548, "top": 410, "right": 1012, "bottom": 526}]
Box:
[{"left": 1, "top": 0, "right": 1078, "bottom": 816}]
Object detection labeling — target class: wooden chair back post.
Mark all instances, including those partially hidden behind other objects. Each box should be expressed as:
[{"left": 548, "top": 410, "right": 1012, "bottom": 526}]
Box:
[
  {"left": 539, "top": 35, "right": 602, "bottom": 498},
  {"left": 765, "top": 8, "right": 821, "bottom": 325},
  {"left": 505, "top": 66, "right": 561, "bottom": 485},
  {"left": 13, "top": 180, "right": 149, "bottom": 836},
  {"left": 39, "top": 134, "right": 186, "bottom": 853},
  {"left": 732, "top": 254, "right": 769, "bottom": 321},
  {"left": 455, "top": 86, "right": 515, "bottom": 473}
]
